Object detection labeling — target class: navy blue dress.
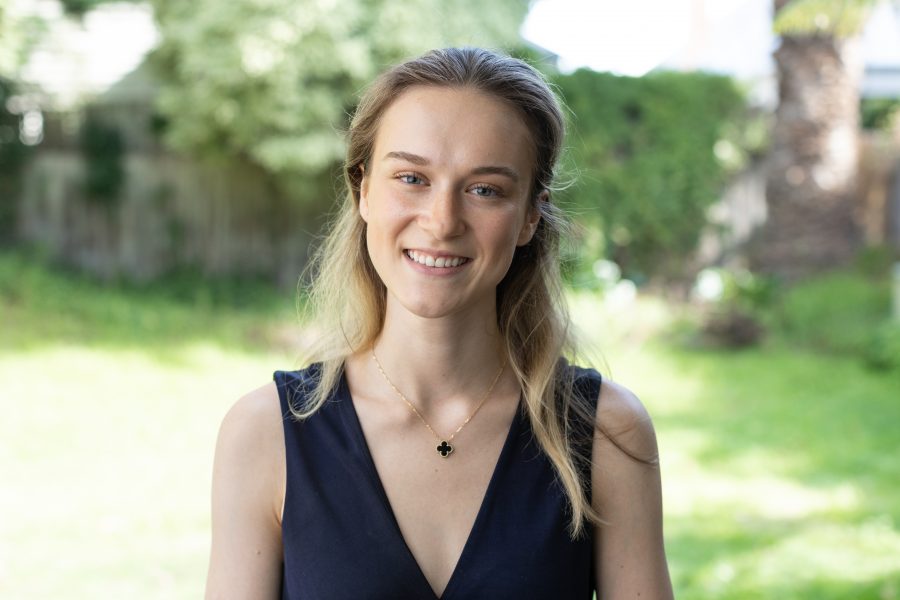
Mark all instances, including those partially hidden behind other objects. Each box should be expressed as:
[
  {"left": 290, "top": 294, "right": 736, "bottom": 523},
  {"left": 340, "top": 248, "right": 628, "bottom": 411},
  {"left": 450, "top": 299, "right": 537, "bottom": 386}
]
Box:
[{"left": 274, "top": 363, "right": 602, "bottom": 599}]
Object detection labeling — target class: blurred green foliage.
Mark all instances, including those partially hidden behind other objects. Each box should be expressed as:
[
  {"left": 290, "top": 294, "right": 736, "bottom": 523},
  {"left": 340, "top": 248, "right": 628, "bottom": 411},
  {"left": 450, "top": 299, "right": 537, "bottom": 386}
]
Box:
[
  {"left": 554, "top": 69, "right": 753, "bottom": 281},
  {"left": 148, "top": 0, "right": 529, "bottom": 207},
  {"left": 698, "top": 269, "right": 781, "bottom": 348},
  {"left": 0, "top": 0, "right": 45, "bottom": 77},
  {"left": 778, "top": 271, "right": 890, "bottom": 355},
  {"left": 58, "top": 0, "right": 142, "bottom": 17},
  {"left": 775, "top": 265, "right": 900, "bottom": 374},
  {"left": 774, "top": 0, "right": 879, "bottom": 38},
  {"left": 686, "top": 246, "right": 900, "bottom": 375},
  {"left": 0, "top": 76, "right": 29, "bottom": 239},
  {"left": 867, "top": 322, "right": 900, "bottom": 371},
  {"left": 79, "top": 113, "right": 125, "bottom": 204},
  {"left": 861, "top": 97, "right": 900, "bottom": 131}
]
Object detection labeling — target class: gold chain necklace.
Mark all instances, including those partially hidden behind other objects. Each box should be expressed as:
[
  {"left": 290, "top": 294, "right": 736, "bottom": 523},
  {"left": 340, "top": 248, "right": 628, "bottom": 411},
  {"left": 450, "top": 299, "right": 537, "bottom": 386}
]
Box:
[{"left": 371, "top": 350, "right": 505, "bottom": 458}]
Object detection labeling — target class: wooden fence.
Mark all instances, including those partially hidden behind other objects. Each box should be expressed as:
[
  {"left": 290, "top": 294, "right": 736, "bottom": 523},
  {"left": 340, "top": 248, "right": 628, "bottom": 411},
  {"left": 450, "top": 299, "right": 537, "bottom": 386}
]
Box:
[{"left": 16, "top": 148, "right": 324, "bottom": 287}]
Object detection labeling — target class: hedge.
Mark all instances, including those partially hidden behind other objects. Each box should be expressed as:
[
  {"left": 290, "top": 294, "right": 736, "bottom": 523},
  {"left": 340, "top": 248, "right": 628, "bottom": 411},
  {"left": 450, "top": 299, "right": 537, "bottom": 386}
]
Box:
[{"left": 554, "top": 69, "right": 752, "bottom": 283}]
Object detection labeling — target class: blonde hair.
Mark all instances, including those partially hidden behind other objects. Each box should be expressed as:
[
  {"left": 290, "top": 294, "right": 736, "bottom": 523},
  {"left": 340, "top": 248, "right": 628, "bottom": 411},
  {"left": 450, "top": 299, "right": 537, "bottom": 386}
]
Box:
[{"left": 295, "top": 47, "right": 602, "bottom": 538}]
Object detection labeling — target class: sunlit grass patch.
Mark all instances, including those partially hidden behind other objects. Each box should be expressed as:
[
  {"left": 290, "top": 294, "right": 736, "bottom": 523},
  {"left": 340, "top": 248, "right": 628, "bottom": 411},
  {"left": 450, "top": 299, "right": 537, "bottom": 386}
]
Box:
[
  {"left": 683, "top": 519, "right": 900, "bottom": 599},
  {"left": 751, "top": 519, "right": 900, "bottom": 583},
  {"left": 572, "top": 294, "right": 900, "bottom": 599},
  {"left": 3, "top": 255, "right": 899, "bottom": 598},
  {"left": 665, "top": 448, "right": 861, "bottom": 521},
  {"left": 0, "top": 344, "right": 291, "bottom": 599}
]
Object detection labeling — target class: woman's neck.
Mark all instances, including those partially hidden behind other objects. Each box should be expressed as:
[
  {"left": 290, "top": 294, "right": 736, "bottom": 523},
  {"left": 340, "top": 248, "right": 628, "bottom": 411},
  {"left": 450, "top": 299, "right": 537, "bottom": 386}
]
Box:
[{"left": 363, "top": 301, "right": 508, "bottom": 411}]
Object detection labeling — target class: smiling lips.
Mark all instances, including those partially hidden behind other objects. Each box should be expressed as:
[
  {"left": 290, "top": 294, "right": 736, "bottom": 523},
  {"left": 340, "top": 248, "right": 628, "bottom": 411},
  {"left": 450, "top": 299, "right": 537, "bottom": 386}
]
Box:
[{"left": 405, "top": 249, "right": 470, "bottom": 268}]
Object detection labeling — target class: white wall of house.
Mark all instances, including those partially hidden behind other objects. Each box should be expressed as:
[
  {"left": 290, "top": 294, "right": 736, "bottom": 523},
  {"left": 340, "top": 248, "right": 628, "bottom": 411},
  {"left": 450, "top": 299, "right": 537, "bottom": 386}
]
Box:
[{"left": 523, "top": 0, "right": 900, "bottom": 105}]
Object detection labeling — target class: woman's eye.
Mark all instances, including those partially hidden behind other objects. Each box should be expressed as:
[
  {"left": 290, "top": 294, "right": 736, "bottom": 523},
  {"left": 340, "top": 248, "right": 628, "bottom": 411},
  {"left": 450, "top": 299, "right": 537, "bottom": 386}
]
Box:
[
  {"left": 471, "top": 184, "right": 501, "bottom": 198},
  {"left": 397, "top": 173, "right": 424, "bottom": 185}
]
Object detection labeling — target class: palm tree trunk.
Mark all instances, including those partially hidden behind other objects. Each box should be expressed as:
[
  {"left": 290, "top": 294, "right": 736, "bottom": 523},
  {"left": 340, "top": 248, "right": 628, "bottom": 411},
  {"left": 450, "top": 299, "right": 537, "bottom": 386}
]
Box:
[{"left": 751, "top": 1, "right": 863, "bottom": 280}]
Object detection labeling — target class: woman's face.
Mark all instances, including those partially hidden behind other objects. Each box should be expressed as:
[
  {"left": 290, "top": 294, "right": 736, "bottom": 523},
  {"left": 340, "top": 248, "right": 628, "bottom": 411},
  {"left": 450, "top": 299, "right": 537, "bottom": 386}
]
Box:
[{"left": 359, "top": 85, "right": 541, "bottom": 321}]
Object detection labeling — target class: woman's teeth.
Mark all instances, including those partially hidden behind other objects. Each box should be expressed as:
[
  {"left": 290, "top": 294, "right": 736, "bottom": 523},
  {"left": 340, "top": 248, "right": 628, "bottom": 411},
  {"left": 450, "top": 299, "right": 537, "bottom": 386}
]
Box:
[{"left": 406, "top": 250, "right": 468, "bottom": 268}]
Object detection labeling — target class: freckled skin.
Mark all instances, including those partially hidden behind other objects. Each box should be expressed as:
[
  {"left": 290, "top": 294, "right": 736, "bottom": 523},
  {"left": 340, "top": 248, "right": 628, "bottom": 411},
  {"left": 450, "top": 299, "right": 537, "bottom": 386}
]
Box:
[{"left": 359, "top": 85, "right": 540, "bottom": 322}]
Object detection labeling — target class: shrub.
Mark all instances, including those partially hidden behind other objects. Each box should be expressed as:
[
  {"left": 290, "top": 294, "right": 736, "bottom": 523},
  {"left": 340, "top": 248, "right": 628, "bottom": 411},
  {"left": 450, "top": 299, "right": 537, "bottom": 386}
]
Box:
[
  {"left": 702, "top": 307, "right": 765, "bottom": 348},
  {"left": 864, "top": 321, "right": 900, "bottom": 372},
  {"left": 0, "top": 76, "right": 30, "bottom": 239},
  {"left": 79, "top": 113, "right": 125, "bottom": 204},
  {"left": 861, "top": 97, "right": 900, "bottom": 131},
  {"left": 855, "top": 245, "right": 897, "bottom": 278},
  {"left": 777, "top": 271, "right": 890, "bottom": 354},
  {"left": 553, "top": 69, "right": 754, "bottom": 283},
  {"left": 697, "top": 269, "right": 778, "bottom": 348}
]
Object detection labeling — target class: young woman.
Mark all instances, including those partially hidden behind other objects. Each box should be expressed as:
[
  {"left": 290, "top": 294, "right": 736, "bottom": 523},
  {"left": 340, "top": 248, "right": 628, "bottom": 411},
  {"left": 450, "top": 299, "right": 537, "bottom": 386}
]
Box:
[{"left": 205, "top": 47, "right": 673, "bottom": 599}]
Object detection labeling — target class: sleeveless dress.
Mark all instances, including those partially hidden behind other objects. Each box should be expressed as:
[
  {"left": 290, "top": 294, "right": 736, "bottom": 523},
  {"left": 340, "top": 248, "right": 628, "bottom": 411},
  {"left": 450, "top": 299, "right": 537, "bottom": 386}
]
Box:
[{"left": 274, "top": 363, "right": 602, "bottom": 599}]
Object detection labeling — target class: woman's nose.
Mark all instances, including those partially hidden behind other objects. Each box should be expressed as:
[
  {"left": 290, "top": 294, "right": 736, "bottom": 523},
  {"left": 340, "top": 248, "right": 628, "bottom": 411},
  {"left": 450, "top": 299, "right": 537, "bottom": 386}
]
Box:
[{"left": 420, "top": 186, "right": 466, "bottom": 239}]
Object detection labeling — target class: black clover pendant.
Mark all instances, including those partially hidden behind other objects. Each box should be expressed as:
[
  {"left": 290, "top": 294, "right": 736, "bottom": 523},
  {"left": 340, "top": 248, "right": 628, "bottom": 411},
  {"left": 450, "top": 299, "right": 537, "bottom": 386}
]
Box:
[{"left": 436, "top": 440, "right": 453, "bottom": 457}]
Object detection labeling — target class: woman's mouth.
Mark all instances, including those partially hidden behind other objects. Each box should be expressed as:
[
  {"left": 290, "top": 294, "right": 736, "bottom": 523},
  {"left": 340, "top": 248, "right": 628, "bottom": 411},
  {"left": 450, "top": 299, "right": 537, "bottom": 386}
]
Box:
[{"left": 404, "top": 249, "right": 470, "bottom": 268}]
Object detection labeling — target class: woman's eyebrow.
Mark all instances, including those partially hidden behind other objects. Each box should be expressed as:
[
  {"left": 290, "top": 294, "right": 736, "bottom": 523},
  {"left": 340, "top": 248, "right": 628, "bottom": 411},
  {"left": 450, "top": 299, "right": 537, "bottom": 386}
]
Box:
[
  {"left": 384, "top": 151, "right": 520, "bottom": 182},
  {"left": 471, "top": 165, "right": 519, "bottom": 182},
  {"left": 384, "top": 151, "right": 429, "bottom": 165}
]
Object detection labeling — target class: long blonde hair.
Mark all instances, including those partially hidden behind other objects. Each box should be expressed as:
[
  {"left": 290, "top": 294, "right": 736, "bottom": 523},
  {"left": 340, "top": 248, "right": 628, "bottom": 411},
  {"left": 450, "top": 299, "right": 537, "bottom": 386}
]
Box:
[{"left": 295, "top": 47, "right": 603, "bottom": 538}]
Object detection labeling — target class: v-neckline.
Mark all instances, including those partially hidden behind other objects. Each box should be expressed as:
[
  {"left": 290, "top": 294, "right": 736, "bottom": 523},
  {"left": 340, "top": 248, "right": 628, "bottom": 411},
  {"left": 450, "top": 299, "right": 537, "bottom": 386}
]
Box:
[{"left": 337, "top": 371, "right": 522, "bottom": 600}]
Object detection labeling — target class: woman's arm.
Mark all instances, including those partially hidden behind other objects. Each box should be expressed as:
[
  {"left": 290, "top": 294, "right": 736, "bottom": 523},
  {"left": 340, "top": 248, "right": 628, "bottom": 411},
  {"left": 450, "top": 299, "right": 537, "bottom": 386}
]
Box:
[
  {"left": 205, "top": 383, "right": 285, "bottom": 599},
  {"left": 592, "top": 379, "right": 674, "bottom": 598}
]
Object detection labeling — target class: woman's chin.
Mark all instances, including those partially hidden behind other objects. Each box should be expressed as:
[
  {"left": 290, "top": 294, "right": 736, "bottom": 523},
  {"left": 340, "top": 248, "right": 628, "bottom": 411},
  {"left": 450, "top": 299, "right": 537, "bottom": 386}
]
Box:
[
  {"left": 388, "top": 288, "right": 496, "bottom": 322},
  {"left": 399, "top": 298, "right": 460, "bottom": 320}
]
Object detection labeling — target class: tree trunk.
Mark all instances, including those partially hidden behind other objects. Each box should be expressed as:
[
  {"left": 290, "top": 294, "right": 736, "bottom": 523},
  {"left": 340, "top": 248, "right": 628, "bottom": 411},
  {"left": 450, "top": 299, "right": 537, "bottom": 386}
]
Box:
[{"left": 751, "top": 2, "right": 863, "bottom": 281}]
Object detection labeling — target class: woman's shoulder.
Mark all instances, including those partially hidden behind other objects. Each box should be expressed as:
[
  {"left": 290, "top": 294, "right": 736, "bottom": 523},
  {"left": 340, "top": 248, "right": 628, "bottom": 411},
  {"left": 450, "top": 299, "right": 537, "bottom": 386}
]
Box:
[
  {"left": 594, "top": 378, "right": 659, "bottom": 467},
  {"left": 228, "top": 380, "right": 281, "bottom": 419},
  {"left": 220, "top": 362, "right": 334, "bottom": 442},
  {"left": 560, "top": 362, "right": 654, "bottom": 451},
  {"left": 207, "top": 382, "right": 285, "bottom": 596},
  {"left": 218, "top": 381, "right": 284, "bottom": 462},
  {"left": 560, "top": 359, "right": 649, "bottom": 428},
  {"left": 598, "top": 379, "right": 651, "bottom": 429}
]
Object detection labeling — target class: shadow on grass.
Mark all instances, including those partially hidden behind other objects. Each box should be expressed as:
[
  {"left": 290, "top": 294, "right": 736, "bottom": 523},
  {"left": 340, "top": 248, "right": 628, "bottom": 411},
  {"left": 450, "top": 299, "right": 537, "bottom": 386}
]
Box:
[
  {"left": 658, "top": 345, "right": 900, "bottom": 509},
  {"left": 0, "top": 250, "right": 304, "bottom": 360},
  {"left": 650, "top": 343, "right": 900, "bottom": 599}
]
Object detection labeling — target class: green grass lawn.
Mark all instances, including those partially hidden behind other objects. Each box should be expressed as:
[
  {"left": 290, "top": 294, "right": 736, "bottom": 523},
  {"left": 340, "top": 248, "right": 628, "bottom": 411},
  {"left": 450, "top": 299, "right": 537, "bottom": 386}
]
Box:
[
  {"left": 2, "top": 253, "right": 899, "bottom": 598},
  {"left": 612, "top": 345, "right": 900, "bottom": 598}
]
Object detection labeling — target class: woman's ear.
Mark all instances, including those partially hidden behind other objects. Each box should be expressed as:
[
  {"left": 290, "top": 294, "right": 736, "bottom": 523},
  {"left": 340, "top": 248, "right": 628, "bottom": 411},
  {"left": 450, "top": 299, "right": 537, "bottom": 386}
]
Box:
[
  {"left": 517, "top": 189, "right": 547, "bottom": 246},
  {"left": 358, "top": 164, "right": 370, "bottom": 223}
]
